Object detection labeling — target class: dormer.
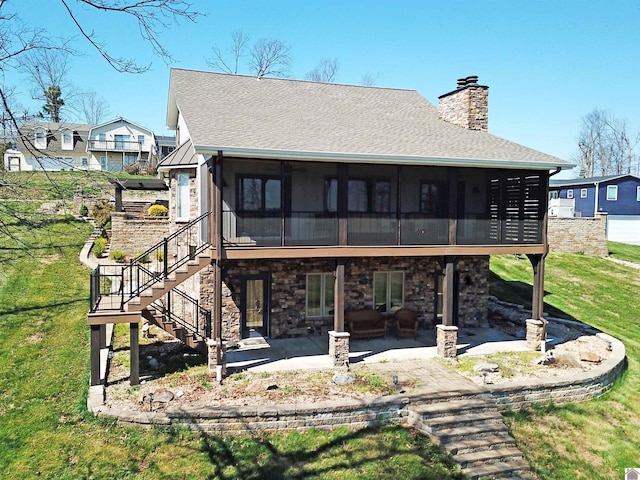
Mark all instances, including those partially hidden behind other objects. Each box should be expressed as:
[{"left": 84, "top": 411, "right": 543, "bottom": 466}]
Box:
[
  {"left": 34, "top": 126, "right": 47, "bottom": 150},
  {"left": 61, "top": 128, "right": 73, "bottom": 150}
]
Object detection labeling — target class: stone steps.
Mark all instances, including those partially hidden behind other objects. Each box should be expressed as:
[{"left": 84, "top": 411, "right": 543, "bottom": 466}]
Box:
[{"left": 408, "top": 394, "right": 535, "bottom": 479}]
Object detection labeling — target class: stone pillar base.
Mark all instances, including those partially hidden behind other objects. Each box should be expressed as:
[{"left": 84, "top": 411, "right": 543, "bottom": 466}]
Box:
[
  {"left": 436, "top": 325, "right": 458, "bottom": 358},
  {"left": 207, "top": 339, "right": 227, "bottom": 380},
  {"left": 526, "top": 319, "right": 546, "bottom": 351},
  {"left": 328, "top": 331, "right": 350, "bottom": 368}
]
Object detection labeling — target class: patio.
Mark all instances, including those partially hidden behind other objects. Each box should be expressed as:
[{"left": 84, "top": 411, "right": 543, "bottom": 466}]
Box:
[{"left": 225, "top": 327, "right": 532, "bottom": 373}]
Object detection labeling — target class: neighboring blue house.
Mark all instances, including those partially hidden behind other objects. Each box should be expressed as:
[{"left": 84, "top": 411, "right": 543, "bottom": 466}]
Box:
[{"left": 549, "top": 174, "right": 640, "bottom": 244}]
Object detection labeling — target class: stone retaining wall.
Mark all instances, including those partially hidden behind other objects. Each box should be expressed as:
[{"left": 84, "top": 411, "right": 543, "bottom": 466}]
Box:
[
  {"left": 101, "top": 396, "right": 408, "bottom": 434},
  {"left": 91, "top": 329, "right": 626, "bottom": 433},
  {"left": 488, "top": 331, "right": 626, "bottom": 410},
  {"left": 547, "top": 215, "right": 608, "bottom": 256},
  {"left": 109, "top": 212, "right": 170, "bottom": 257}
]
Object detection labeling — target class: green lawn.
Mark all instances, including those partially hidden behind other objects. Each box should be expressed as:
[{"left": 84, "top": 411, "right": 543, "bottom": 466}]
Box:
[
  {"left": 608, "top": 240, "right": 640, "bottom": 264},
  {"left": 0, "top": 210, "right": 463, "bottom": 479},
  {"left": 490, "top": 250, "right": 640, "bottom": 480}
]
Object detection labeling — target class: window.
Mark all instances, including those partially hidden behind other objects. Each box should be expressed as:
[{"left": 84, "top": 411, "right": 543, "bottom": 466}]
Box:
[
  {"left": 137, "top": 134, "right": 145, "bottom": 145},
  {"left": 420, "top": 181, "right": 446, "bottom": 216},
  {"left": 124, "top": 155, "right": 138, "bottom": 166},
  {"left": 98, "top": 133, "right": 106, "bottom": 146},
  {"left": 606, "top": 185, "right": 618, "bottom": 201},
  {"left": 306, "top": 273, "right": 334, "bottom": 317},
  {"left": 34, "top": 128, "right": 46, "bottom": 149},
  {"left": 637, "top": 186, "right": 640, "bottom": 202},
  {"left": 114, "top": 134, "right": 129, "bottom": 150},
  {"left": 238, "top": 176, "right": 281, "bottom": 212},
  {"left": 81, "top": 158, "right": 88, "bottom": 167},
  {"left": 99, "top": 156, "right": 107, "bottom": 170},
  {"left": 373, "top": 271, "right": 404, "bottom": 312},
  {"left": 581, "top": 188, "right": 588, "bottom": 199},
  {"left": 176, "top": 173, "right": 190, "bottom": 221},
  {"left": 566, "top": 189, "right": 573, "bottom": 199},
  {"left": 324, "top": 178, "right": 390, "bottom": 213},
  {"left": 61, "top": 129, "right": 73, "bottom": 150},
  {"left": 549, "top": 190, "right": 559, "bottom": 199}
]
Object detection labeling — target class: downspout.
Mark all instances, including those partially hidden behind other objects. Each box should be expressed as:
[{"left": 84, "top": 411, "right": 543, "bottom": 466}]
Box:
[{"left": 593, "top": 180, "right": 600, "bottom": 218}]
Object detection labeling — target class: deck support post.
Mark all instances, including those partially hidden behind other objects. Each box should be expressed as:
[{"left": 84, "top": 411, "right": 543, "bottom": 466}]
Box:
[
  {"left": 90, "top": 325, "right": 101, "bottom": 386},
  {"left": 438, "top": 255, "right": 458, "bottom": 357},
  {"left": 527, "top": 253, "right": 548, "bottom": 351},
  {"left": 330, "top": 259, "right": 349, "bottom": 367},
  {"left": 130, "top": 321, "right": 139, "bottom": 386}
]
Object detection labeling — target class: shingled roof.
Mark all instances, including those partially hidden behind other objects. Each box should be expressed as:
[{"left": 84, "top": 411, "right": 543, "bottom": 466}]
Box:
[{"left": 166, "top": 68, "right": 572, "bottom": 170}]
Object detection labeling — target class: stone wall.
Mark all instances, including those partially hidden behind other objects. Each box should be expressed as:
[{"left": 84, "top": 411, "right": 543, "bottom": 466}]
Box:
[
  {"left": 200, "top": 256, "right": 490, "bottom": 345},
  {"left": 547, "top": 214, "right": 608, "bottom": 256},
  {"left": 110, "top": 212, "right": 170, "bottom": 257}
]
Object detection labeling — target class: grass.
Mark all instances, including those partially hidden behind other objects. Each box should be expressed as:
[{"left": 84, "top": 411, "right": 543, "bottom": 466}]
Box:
[
  {"left": 0, "top": 205, "right": 464, "bottom": 479},
  {"left": 490, "top": 249, "right": 640, "bottom": 479},
  {"left": 0, "top": 170, "right": 156, "bottom": 201},
  {"left": 607, "top": 240, "right": 640, "bottom": 264}
]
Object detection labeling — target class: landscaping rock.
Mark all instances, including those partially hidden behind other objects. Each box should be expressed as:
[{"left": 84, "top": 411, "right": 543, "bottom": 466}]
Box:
[
  {"left": 153, "top": 388, "right": 175, "bottom": 403},
  {"left": 333, "top": 371, "right": 355, "bottom": 385},
  {"left": 579, "top": 351, "right": 602, "bottom": 363},
  {"left": 533, "top": 352, "right": 555, "bottom": 365}
]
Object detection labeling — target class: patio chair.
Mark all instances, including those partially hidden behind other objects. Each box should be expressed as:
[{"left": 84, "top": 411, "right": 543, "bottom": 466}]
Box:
[{"left": 394, "top": 308, "right": 418, "bottom": 339}]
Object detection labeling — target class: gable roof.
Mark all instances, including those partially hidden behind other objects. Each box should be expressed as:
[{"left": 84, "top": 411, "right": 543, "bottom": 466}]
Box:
[
  {"left": 89, "top": 116, "right": 154, "bottom": 136},
  {"left": 167, "top": 68, "right": 572, "bottom": 170},
  {"left": 17, "top": 121, "right": 92, "bottom": 154},
  {"left": 550, "top": 174, "right": 640, "bottom": 188}
]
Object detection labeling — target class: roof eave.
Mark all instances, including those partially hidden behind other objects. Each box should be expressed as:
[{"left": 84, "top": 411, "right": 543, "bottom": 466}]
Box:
[{"left": 192, "top": 145, "right": 573, "bottom": 171}]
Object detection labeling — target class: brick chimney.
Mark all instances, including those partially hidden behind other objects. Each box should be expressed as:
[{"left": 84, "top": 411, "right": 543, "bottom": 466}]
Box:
[{"left": 438, "top": 75, "right": 489, "bottom": 132}]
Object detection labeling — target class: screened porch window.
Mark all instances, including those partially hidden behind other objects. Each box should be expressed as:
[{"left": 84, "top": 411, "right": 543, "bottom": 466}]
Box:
[
  {"left": 306, "top": 273, "right": 334, "bottom": 317},
  {"left": 420, "top": 181, "right": 446, "bottom": 216},
  {"left": 373, "top": 271, "right": 404, "bottom": 312},
  {"left": 324, "top": 178, "right": 390, "bottom": 212},
  {"left": 238, "top": 176, "right": 281, "bottom": 212}
]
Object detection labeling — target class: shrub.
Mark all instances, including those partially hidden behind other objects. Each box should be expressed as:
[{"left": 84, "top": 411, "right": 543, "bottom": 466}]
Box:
[
  {"left": 135, "top": 252, "right": 150, "bottom": 263},
  {"left": 145, "top": 163, "right": 158, "bottom": 176},
  {"left": 110, "top": 250, "right": 127, "bottom": 263},
  {"left": 79, "top": 204, "right": 89, "bottom": 216},
  {"left": 124, "top": 163, "right": 140, "bottom": 175},
  {"left": 147, "top": 204, "right": 168, "bottom": 217},
  {"left": 154, "top": 250, "right": 164, "bottom": 262},
  {"left": 103, "top": 220, "right": 111, "bottom": 231},
  {"left": 90, "top": 200, "right": 114, "bottom": 227},
  {"left": 93, "top": 237, "right": 108, "bottom": 257}
]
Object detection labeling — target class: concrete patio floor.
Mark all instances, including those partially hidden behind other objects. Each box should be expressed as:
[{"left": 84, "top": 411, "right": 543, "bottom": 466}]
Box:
[{"left": 226, "top": 326, "right": 532, "bottom": 373}]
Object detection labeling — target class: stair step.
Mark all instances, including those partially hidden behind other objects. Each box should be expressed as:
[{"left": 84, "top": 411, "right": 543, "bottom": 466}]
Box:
[
  {"left": 455, "top": 446, "right": 524, "bottom": 469},
  {"left": 462, "top": 459, "right": 531, "bottom": 479},
  {"left": 435, "top": 423, "right": 509, "bottom": 443},
  {"left": 423, "top": 411, "right": 505, "bottom": 432},
  {"left": 412, "top": 398, "right": 497, "bottom": 417},
  {"left": 444, "top": 433, "right": 517, "bottom": 455}
]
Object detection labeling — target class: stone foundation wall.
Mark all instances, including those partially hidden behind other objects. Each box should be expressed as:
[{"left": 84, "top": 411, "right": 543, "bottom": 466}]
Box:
[
  {"left": 547, "top": 215, "right": 608, "bottom": 256},
  {"left": 110, "top": 212, "right": 170, "bottom": 257},
  {"left": 200, "top": 256, "right": 489, "bottom": 345}
]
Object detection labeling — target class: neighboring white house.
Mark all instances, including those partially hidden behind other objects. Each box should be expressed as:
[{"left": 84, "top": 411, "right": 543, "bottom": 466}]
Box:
[
  {"left": 3, "top": 122, "right": 96, "bottom": 171},
  {"left": 86, "top": 117, "right": 157, "bottom": 172}
]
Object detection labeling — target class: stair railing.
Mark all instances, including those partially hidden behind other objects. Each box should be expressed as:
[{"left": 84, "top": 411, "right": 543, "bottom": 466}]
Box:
[
  {"left": 151, "top": 287, "right": 211, "bottom": 343},
  {"left": 89, "top": 211, "right": 212, "bottom": 313}
]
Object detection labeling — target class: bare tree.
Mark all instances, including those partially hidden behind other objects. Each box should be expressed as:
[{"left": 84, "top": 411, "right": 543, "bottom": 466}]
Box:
[
  {"left": 248, "top": 38, "right": 291, "bottom": 78},
  {"left": 575, "top": 109, "right": 640, "bottom": 177},
  {"left": 206, "top": 29, "right": 250, "bottom": 74},
  {"left": 305, "top": 58, "right": 339, "bottom": 83},
  {"left": 360, "top": 71, "right": 379, "bottom": 86},
  {"left": 76, "top": 91, "right": 110, "bottom": 124}
]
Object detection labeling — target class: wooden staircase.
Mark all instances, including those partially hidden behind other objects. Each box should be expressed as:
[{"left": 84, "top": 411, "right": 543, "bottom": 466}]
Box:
[
  {"left": 408, "top": 394, "right": 537, "bottom": 480},
  {"left": 126, "top": 252, "right": 211, "bottom": 312},
  {"left": 141, "top": 307, "right": 207, "bottom": 355}
]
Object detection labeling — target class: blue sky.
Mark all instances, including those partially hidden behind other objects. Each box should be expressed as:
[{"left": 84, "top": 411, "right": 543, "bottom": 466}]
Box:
[{"left": 7, "top": 1, "right": 640, "bottom": 177}]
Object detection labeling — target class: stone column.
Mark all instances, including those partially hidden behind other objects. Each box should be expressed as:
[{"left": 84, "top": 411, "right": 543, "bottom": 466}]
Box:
[
  {"left": 328, "top": 330, "right": 350, "bottom": 367},
  {"left": 436, "top": 324, "right": 458, "bottom": 358},
  {"left": 207, "top": 339, "right": 227, "bottom": 381},
  {"left": 526, "top": 319, "right": 546, "bottom": 351}
]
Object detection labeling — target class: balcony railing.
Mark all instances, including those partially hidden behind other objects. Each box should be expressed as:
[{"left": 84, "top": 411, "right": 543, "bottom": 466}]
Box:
[
  {"left": 222, "top": 210, "right": 542, "bottom": 247},
  {"left": 88, "top": 139, "right": 146, "bottom": 152}
]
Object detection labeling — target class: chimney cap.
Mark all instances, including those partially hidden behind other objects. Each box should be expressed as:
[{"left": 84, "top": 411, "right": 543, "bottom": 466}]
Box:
[
  {"left": 456, "top": 78, "right": 468, "bottom": 88},
  {"left": 465, "top": 75, "right": 479, "bottom": 85}
]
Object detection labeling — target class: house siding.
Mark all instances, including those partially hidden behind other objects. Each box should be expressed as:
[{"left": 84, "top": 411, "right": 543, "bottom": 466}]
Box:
[
  {"left": 198, "top": 256, "right": 489, "bottom": 345},
  {"left": 598, "top": 178, "right": 640, "bottom": 215}
]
